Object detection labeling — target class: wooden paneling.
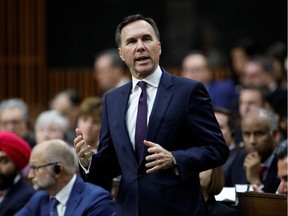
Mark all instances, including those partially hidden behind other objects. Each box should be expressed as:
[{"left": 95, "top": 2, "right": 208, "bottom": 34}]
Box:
[{"left": 0, "top": 0, "right": 96, "bottom": 124}]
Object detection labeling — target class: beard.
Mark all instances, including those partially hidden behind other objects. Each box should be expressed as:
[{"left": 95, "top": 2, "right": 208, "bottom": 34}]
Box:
[
  {"left": 0, "top": 169, "right": 18, "bottom": 190},
  {"left": 32, "top": 171, "right": 55, "bottom": 191}
]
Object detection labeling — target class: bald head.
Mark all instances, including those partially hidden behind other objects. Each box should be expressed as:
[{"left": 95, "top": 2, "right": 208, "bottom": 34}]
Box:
[{"left": 32, "top": 139, "right": 75, "bottom": 174}]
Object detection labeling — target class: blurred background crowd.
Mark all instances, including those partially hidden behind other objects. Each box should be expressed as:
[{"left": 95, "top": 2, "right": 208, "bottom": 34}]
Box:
[{"left": 0, "top": 0, "right": 286, "bottom": 215}]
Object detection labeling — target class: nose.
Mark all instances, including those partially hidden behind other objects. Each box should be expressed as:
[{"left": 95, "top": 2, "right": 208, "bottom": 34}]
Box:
[
  {"left": 248, "top": 134, "right": 256, "bottom": 144},
  {"left": 28, "top": 168, "right": 35, "bottom": 179},
  {"left": 136, "top": 40, "right": 145, "bottom": 51}
]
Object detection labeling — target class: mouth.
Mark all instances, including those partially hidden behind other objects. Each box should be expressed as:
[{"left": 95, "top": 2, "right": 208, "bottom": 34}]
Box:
[
  {"left": 135, "top": 56, "right": 150, "bottom": 63},
  {"left": 248, "top": 148, "right": 258, "bottom": 153}
]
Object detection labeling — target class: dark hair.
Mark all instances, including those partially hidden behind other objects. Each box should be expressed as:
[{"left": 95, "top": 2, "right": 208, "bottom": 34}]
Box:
[
  {"left": 213, "top": 107, "right": 236, "bottom": 136},
  {"left": 240, "top": 84, "right": 271, "bottom": 104},
  {"left": 248, "top": 55, "right": 274, "bottom": 75},
  {"left": 115, "top": 14, "right": 160, "bottom": 47},
  {"left": 275, "top": 140, "right": 287, "bottom": 160}
]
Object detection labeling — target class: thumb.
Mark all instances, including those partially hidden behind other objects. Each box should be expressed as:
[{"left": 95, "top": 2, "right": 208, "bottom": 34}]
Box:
[{"left": 75, "top": 128, "right": 83, "bottom": 137}]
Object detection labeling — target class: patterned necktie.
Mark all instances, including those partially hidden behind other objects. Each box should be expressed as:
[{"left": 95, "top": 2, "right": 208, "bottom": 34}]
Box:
[
  {"left": 49, "top": 197, "right": 59, "bottom": 216},
  {"left": 135, "top": 81, "right": 148, "bottom": 162}
]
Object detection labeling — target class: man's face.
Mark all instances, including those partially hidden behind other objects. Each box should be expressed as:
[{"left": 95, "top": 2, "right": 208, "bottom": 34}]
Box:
[
  {"left": 277, "top": 157, "right": 288, "bottom": 195},
  {"left": 181, "top": 54, "right": 211, "bottom": 84},
  {"left": 239, "top": 89, "right": 263, "bottom": 118},
  {"left": 28, "top": 151, "right": 55, "bottom": 191},
  {"left": 215, "top": 112, "right": 233, "bottom": 148},
  {"left": 0, "top": 107, "right": 27, "bottom": 137},
  {"left": 0, "top": 151, "right": 18, "bottom": 190},
  {"left": 118, "top": 20, "right": 161, "bottom": 80},
  {"left": 242, "top": 116, "right": 275, "bottom": 155},
  {"left": 242, "top": 62, "right": 265, "bottom": 86},
  {"left": 93, "top": 55, "right": 118, "bottom": 91},
  {"left": 35, "top": 123, "right": 65, "bottom": 143}
]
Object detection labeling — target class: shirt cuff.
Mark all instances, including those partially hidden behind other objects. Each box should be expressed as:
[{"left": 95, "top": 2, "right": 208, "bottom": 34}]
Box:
[{"left": 79, "top": 159, "right": 92, "bottom": 174}]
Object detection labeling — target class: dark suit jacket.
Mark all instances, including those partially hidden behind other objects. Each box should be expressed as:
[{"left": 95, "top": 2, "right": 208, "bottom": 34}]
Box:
[
  {"left": 82, "top": 69, "right": 229, "bottom": 216},
  {"left": 207, "top": 79, "right": 239, "bottom": 110},
  {"left": 0, "top": 177, "right": 35, "bottom": 216},
  {"left": 224, "top": 148, "right": 280, "bottom": 193},
  {"left": 15, "top": 176, "right": 116, "bottom": 216}
]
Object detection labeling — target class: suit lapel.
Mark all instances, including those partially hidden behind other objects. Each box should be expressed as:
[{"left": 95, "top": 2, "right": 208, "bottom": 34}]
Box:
[
  {"left": 118, "top": 83, "right": 140, "bottom": 165},
  {"left": 64, "top": 177, "right": 83, "bottom": 216},
  {"left": 139, "top": 70, "right": 174, "bottom": 163}
]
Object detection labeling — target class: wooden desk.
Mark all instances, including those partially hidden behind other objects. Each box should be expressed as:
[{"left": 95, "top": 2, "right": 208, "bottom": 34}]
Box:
[{"left": 237, "top": 192, "right": 287, "bottom": 216}]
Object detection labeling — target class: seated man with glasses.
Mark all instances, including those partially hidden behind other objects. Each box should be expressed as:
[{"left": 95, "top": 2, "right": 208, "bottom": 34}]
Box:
[
  {"left": 15, "top": 139, "right": 116, "bottom": 216},
  {"left": 0, "top": 131, "right": 35, "bottom": 216}
]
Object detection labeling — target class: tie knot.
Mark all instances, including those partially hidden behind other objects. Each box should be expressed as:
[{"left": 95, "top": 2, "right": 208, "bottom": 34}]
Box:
[
  {"left": 50, "top": 197, "right": 59, "bottom": 208},
  {"left": 137, "top": 81, "right": 146, "bottom": 91}
]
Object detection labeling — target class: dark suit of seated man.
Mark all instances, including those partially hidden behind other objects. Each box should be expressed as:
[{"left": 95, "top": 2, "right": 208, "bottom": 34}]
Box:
[
  {"left": 15, "top": 139, "right": 115, "bottom": 216},
  {"left": 224, "top": 108, "right": 280, "bottom": 193},
  {"left": 0, "top": 131, "right": 35, "bottom": 216}
]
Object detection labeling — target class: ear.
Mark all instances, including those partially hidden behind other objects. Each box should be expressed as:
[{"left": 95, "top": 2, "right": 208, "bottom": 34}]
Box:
[
  {"left": 118, "top": 48, "right": 125, "bottom": 61},
  {"left": 158, "top": 42, "right": 162, "bottom": 55}
]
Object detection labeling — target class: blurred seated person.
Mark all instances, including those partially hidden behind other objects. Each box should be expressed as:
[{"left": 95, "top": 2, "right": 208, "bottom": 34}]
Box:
[
  {"left": 242, "top": 56, "right": 278, "bottom": 92},
  {"left": 200, "top": 167, "right": 239, "bottom": 216},
  {"left": 253, "top": 139, "right": 288, "bottom": 195},
  {"left": 15, "top": 139, "right": 116, "bottom": 216},
  {"left": 77, "top": 97, "right": 102, "bottom": 150},
  {"left": 224, "top": 108, "right": 280, "bottom": 193},
  {"left": 93, "top": 48, "right": 130, "bottom": 96},
  {"left": 230, "top": 37, "right": 262, "bottom": 85},
  {"left": 0, "top": 98, "right": 36, "bottom": 148},
  {"left": 214, "top": 107, "right": 237, "bottom": 150},
  {"left": 234, "top": 84, "right": 271, "bottom": 145},
  {"left": 34, "top": 110, "right": 79, "bottom": 173},
  {"left": 266, "top": 41, "right": 287, "bottom": 89},
  {"left": 275, "top": 140, "right": 287, "bottom": 195},
  {"left": 76, "top": 97, "right": 113, "bottom": 193},
  {"left": 0, "top": 131, "right": 35, "bottom": 216},
  {"left": 181, "top": 51, "right": 239, "bottom": 110},
  {"left": 34, "top": 110, "right": 68, "bottom": 143},
  {"left": 213, "top": 107, "right": 245, "bottom": 185},
  {"left": 50, "top": 89, "right": 81, "bottom": 145}
]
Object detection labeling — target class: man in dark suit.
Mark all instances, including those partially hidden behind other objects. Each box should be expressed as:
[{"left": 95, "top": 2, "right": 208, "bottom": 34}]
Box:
[
  {"left": 15, "top": 139, "right": 115, "bottom": 216},
  {"left": 0, "top": 131, "right": 35, "bottom": 216},
  {"left": 224, "top": 108, "right": 280, "bottom": 193},
  {"left": 74, "top": 14, "right": 229, "bottom": 216},
  {"left": 181, "top": 51, "right": 239, "bottom": 110}
]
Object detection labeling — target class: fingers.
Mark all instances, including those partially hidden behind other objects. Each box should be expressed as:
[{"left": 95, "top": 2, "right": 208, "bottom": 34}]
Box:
[{"left": 74, "top": 128, "right": 94, "bottom": 166}]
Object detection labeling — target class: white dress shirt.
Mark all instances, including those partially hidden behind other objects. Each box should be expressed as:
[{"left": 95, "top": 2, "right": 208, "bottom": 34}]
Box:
[
  {"left": 126, "top": 66, "right": 162, "bottom": 150},
  {"left": 53, "top": 174, "right": 76, "bottom": 216}
]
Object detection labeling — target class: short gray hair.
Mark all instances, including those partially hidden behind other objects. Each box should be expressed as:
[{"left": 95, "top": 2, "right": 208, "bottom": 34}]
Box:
[
  {"left": 35, "top": 110, "right": 68, "bottom": 134},
  {"left": 0, "top": 98, "right": 29, "bottom": 122}
]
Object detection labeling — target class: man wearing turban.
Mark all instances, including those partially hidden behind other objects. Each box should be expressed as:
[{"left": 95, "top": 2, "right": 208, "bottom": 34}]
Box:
[{"left": 0, "top": 131, "right": 35, "bottom": 216}]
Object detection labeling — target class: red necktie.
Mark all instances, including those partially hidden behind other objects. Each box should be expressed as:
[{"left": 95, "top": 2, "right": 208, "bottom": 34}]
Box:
[{"left": 259, "top": 164, "right": 266, "bottom": 183}]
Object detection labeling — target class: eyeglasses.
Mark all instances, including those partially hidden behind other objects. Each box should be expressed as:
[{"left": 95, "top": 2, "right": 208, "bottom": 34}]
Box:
[{"left": 29, "top": 162, "right": 59, "bottom": 175}]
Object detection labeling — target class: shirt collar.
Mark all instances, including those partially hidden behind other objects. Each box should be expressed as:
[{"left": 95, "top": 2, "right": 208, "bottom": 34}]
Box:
[
  {"left": 54, "top": 174, "right": 77, "bottom": 205},
  {"left": 131, "top": 65, "right": 162, "bottom": 91}
]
